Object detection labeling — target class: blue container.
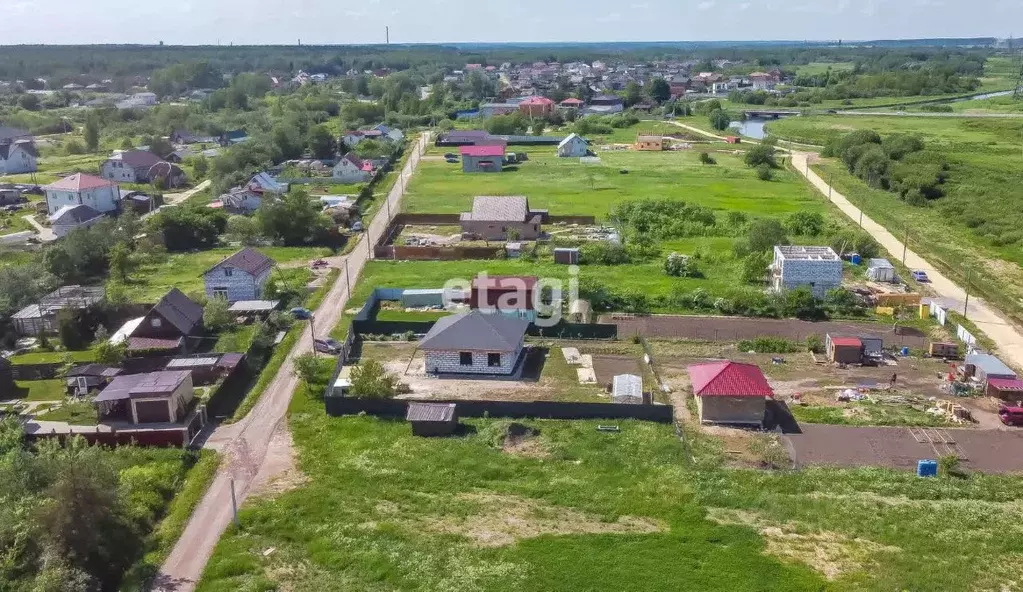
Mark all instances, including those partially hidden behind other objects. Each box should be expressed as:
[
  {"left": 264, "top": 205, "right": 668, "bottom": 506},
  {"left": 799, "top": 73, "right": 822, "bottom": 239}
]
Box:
[
  {"left": 901, "top": 346, "right": 910, "bottom": 357},
  {"left": 917, "top": 459, "right": 938, "bottom": 477},
  {"left": 850, "top": 254, "right": 862, "bottom": 265}
]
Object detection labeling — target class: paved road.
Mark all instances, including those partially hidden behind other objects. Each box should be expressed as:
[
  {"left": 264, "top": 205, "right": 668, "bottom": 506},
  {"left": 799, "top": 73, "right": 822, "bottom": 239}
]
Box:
[
  {"left": 832, "top": 110, "right": 1023, "bottom": 118},
  {"left": 22, "top": 214, "right": 56, "bottom": 242},
  {"left": 151, "top": 133, "right": 429, "bottom": 592},
  {"left": 790, "top": 151, "right": 1023, "bottom": 370}
]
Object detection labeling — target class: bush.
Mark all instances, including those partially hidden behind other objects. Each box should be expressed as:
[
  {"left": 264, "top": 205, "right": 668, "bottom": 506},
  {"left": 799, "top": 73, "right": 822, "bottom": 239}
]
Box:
[
  {"left": 663, "top": 252, "right": 700, "bottom": 278},
  {"left": 698, "top": 151, "right": 716, "bottom": 165},
  {"left": 737, "top": 336, "right": 799, "bottom": 353},
  {"left": 805, "top": 334, "right": 824, "bottom": 353},
  {"left": 756, "top": 164, "right": 774, "bottom": 181},
  {"left": 579, "top": 241, "right": 630, "bottom": 265},
  {"left": 744, "top": 142, "right": 778, "bottom": 169},
  {"left": 740, "top": 251, "right": 771, "bottom": 284},
  {"left": 786, "top": 211, "right": 826, "bottom": 236}
]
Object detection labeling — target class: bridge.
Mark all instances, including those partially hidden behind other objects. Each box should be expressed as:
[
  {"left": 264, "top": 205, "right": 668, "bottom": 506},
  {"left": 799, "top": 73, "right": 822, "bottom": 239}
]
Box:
[{"left": 743, "top": 110, "right": 801, "bottom": 119}]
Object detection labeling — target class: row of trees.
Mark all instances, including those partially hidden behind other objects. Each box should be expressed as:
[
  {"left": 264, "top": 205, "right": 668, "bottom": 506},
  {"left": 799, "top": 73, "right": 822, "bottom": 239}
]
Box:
[{"left": 824, "top": 129, "right": 947, "bottom": 205}]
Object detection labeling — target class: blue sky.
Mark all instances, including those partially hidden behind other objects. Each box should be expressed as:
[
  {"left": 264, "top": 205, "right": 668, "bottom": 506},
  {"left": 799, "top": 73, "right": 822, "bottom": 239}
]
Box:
[{"left": 0, "top": 0, "right": 1015, "bottom": 45}]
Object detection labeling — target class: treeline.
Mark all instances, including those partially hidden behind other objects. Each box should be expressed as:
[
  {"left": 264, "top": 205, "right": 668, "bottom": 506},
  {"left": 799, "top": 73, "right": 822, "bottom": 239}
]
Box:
[{"left": 824, "top": 130, "right": 948, "bottom": 205}]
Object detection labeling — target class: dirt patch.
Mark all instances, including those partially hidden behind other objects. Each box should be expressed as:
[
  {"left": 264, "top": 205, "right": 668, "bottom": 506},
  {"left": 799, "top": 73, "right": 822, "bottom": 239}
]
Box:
[
  {"left": 706, "top": 508, "right": 900, "bottom": 580},
  {"left": 423, "top": 492, "right": 665, "bottom": 547},
  {"left": 590, "top": 354, "right": 643, "bottom": 386},
  {"left": 247, "top": 424, "right": 309, "bottom": 500},
  {"left": 500, "top": 423, "right": 549, "bottom": 458}
]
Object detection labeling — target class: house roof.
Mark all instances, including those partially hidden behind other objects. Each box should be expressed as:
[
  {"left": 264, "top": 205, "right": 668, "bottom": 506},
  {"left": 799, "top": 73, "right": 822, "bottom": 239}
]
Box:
[
  {"left": 406, "top": 402, "right": 456, "bottom": 422},
  {"left": 339, "top": 152, "right": 365, "bottom": 167},
  {"left": 128, "top": 336, "right": 183, "bottom": 352},
  {"left": 520, "top": 96, "right": 554, "bottom": 105},
  {"left": 67, "top": 364, "right": 122, "bottom": 379},
  {"left": 248, "top": 172, "right": 286, "bottom": 193},
  {"left": 466, "top": 195, "right": 529, "bottom": 222},
  {"left": 0, "top": 140, "right": 37, "bottom": 159},
  {"left": 0, "top": 126, "right": 30, "bottom": 142},
  {"left": 612, "top": 374, "right": 643, "bottom": 399},
  {"left": 560, "top": 98, "right": 584, "bottom": 105},
  {"left": 206, "top": 247, "right": 275, "bottom": 278},
  {"left": 43, "top": 173, "right": 117, "bottom": 192},
  {"left": 419, "top": 310, "right": 529, "bottom": 352},
  {"left": 471, "top": 275, "right": 539, "bottom": 291},
  {"left": 111, "top": 150, "right": 164, "bottom": 168},
  {"left": 637, "top": 135, "right": 663, "bottom": 143},
  {"left": 988, "top": 378, "right": 1023, "bottom": 392},
  {"left": 94, "top": 370, "right": 190, "bottom": 402},
  {"left": 829, "top": 336, "right": 863, "bottom": 348},
  {"left": 966, "top": 353, "right": 1017, "bottom": 377},
  {"left": 144, "top": 288, "right": 204, "bottom": 337},
  {"left": 459, "top": 145, "right": 506, "bottom": 157},
  {"left": 688, "top": 361, "right": 773, "bottom": 398},
  {"left": 48, "top": 204, "right": 103, "bottom": 225},
  {"left": 558, "top": 133, "right": 586, "bottom": 148}
]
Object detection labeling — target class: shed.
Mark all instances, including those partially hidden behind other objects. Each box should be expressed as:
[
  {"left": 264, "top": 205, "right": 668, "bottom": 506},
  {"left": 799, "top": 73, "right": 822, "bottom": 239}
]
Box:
[
  {"left": 857, "top": 335, "right": 884, "bottom": 357},
  {"left": 406, "top": 402, "right": 458, "bottom": 436},
  {"left": 505, "top": 242, "right": 522, "bottom": 258},
  {"left": 725, "top": 136, "right": 741, "bottom": 144},
  {"left": 400, "top": 289, "right": 446, "bottom": 308},
  {"left": 826, "top": 335, "right": 863, "bottom": 364},
  {"left": 228, "top": 300, "right": 279, "bottom": 316},
  {"left": 553, "top": 247, "right": 580, "bottom": 265},
  {"left": 330, "top": 367, "right": 353, "bottom": 397},
  {"left": 987, "top": 378, "right": 1023, "bottom": 402},
  {"left": 164, "top": 356, "right": 224, "bottom": 385},
  {"left": 929, "top": 342, "right": 959, "bottom": 358},
  {"left": 93, "top": 370, "right": 194, "bottom": 424},
  {"left": 612, "top": 374, "right": 645, "bottom": 405},
  {"left": 866, "top": 258, "right": 896, "bottom": 282},
  {"left": 688, "top": 361, "right": 770, "bottom": 425},
  {"left": 965, "top": 353, "right": 1017, "bottom": 383}
]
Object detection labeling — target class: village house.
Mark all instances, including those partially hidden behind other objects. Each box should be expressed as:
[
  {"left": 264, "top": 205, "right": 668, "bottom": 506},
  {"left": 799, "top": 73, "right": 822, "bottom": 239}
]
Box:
[
  {"left": 94, "top": 370, "right": 194, "bottom": 424},
  {"left": 373, "top": 123, "right": 404, "bottom": 143},
  {"left": 101, "top": 150, "right": 185, "bottom": 186},
  {"left": 49, "top": 204, "right": 105, "bottom": 237},
  {"left": 210, "top": 187, "right": 263, "bottom": 214},
  {"left": 582, "top": 94, "right": 624, "bottom": 115},
  {"left": 459, "top": 145, "right": 506, "bottom": 173},
  {"left": 635, "top": 135, "right": 666, "bottom": 151},
  {"left": 419, "top": 310, "right": 530, "bottom": 376},
  {"left": 0, "top": 138, "right": 38, "bottom": 174},
  {"left": 558, "top": 97, "right": 584, "bottom": 111},
  {"left": 332, "top": 152, "right": 374, "bottom": 183},
  {"left": 518, "top": 96, "right": 555, "bottom": 117},
  {"left": 247, "top": 172, "right": 288, "bottom": 195},
  {"left": 749, "top": 71, "right": 779, "bottom": 91},
  {"left": 42, "top": 173, "right": 120, "bottom": 215},
  {"left": 771, "top": 245, "right": 843, "bottom": 298},
  {"left": 689, "top": 360, "right": 771, "bottom": 425},
  {"left": 470, "top": 275, "right": 538, "bottom": 322},
  {"left": 113, "top": 288, "right": 204, "bottom": 354},
  {"left": 557, "top": 133, "right": 589, "bottom": 157},
  {"left": 480, "top": 102, "right": 520, "bottom": 118},
  {"left": 460, "top": 196, "right": 543, "bottom": 241},
  {"left": 11, "top": 285, "right": 105, "bottom": 336},
  {"left": 203, "top": 247, "right": 275, "bottom": 303}
]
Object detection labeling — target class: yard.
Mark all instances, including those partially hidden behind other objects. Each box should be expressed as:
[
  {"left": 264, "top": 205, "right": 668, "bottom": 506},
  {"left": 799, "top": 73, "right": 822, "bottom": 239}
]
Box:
[
  {"left": 765, "top": 114, "right": 1023, "bottom": 325},
  {"left": 403, "top": 149, "right": 826, "bottom": 219},
  {"left": 126, "top": 245, "right": 331, "bottom": 303},
  {"left": 195, "top": 386, "right": 1023, "bottom": 591},
  {"left": 9, "top": 379, "right": 66, "bottom": 401}
]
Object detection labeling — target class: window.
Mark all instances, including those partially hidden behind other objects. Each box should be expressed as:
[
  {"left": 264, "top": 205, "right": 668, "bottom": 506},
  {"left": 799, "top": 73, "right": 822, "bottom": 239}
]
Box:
[
  {"left": 212, "top": 288, "right": 229, "bottom": 300},
  {"left": 487, "top": 353, "right": 501, "bottom": 367},
  {"left": 459, "top": 352, "right": 472, "bottom": 366},
  {"left": 224, "top": 267, "right": 233, "bottom": 277}
]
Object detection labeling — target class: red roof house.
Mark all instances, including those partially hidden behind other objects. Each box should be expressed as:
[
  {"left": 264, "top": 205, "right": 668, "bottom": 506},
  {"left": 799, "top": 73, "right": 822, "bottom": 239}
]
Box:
[
  {"left": 560, "top": 98, "right": 584, "bottom": 107},
  {"left": 459, "top": 145, "right": 506, "bottom": 173},
  {"left": 459, "top": 145, "right": 506, "bottom": 158},
  {"left": 519, "top": 95, "right": 555, "bottom": 117},
  {"left": 688, "top": 361, "right": 771, "bottom": 425}
]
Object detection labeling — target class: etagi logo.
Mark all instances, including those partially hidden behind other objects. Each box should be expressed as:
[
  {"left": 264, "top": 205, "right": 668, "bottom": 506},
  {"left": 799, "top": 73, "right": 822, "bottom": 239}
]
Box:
[{"left": 442, "top": 267, "right": 580, "bottom": 327}]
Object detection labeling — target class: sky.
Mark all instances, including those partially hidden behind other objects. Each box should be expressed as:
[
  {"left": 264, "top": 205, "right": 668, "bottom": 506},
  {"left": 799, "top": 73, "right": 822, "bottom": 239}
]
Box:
[{"left": 0, "top": 0, "right": 1017, "bottom": 45}]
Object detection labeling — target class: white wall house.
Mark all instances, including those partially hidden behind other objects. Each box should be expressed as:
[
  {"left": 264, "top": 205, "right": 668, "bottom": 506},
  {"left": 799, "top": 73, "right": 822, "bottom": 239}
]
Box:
[
  {"left": 557, "top": 133, "right": 589, "bottom": 158},
  {"left": 202, "top": 247, "right": 275, "bottom": 303},
  {"left": 419, "top": 311, "right": 529, "bottom": 376},
  {"left": 771, "top": 245, "right": 843, "bottom": 298},
  {"left": 42, "top": 173, "right": 120, "bottom": 215},
  {"left": 0, "top": 140, "right": 38, "bottom": 174},
  {"left": 332, "top": 153, "right": 372, "bottom": 183}
]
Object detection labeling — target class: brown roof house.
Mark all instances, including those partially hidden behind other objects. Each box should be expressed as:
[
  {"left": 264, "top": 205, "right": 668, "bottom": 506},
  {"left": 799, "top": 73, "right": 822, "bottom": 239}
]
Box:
[
  {"left": 94, "top": 370, "right": 195, "bottom": 424},
  {"left": 460, "top": 196, "right": 543, "bottom": 241},
  {"left": 101, "top": 150, "right": 186, "bottom": 187},
  {"left": 203, "top": 247, "right": 275, "bottom": 303},
  {"left": 117, "top": 288, "right": 204, "bottom": 354}
]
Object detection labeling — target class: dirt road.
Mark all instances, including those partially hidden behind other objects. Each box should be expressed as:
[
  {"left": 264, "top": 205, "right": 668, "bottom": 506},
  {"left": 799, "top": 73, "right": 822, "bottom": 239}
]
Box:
[
  {"left": 151, "top": 134, "right": 429, "bottom": 592},
  {"left": 163, "top": 179, "right": 212, "bottom": 207},
  {"left": 21, "top": 214, "right": 56, "bottom": 242},
  {"left": 790, "top": 151, "right": 1023, "bottom": 370}
]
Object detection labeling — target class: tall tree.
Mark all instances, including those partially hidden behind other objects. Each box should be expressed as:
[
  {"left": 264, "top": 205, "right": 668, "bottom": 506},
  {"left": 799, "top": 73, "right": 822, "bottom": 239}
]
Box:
[
  {"left": 648, "top": 78, "right": 671, "bottom": 103},
  {"left": 83, "top": 115, "right": 100, "bottom": 152}
]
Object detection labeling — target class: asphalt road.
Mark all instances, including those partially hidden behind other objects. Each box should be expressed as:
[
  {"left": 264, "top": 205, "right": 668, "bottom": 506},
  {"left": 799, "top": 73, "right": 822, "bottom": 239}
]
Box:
[{"left": 150, "top": 133, "right": 429, "bottom": 592}]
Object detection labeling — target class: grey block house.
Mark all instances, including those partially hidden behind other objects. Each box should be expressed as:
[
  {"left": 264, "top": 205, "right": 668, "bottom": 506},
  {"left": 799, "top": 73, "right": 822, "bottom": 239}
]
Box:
[
  {"left": 419, "top": 311, "right": 529, "bottom": 376},
  {"left": 203, "top": 247, "right": 275, "bottom": 303},
  {"left": 460, "top": 196, "right": 543, "bottom": 241},
  {"left": 771, "top": 245, "right": 843, "bottom": 298}
]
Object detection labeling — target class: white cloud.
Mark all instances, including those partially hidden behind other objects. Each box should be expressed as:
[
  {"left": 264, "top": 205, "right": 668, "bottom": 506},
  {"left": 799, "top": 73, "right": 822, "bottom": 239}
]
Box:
[
  {"left": 596, "top": 12, "right": 622, "bottom": 22},
  {"left": 738, "top": 2, "right": 751, "bottom": 10},
  {"left": 345, "top": 9, "right": 367, "bottom": 16},
  {"left": 696, "top": 0, "right": 716, "bottom": 10},
  {"left": 629, "top": 2, "right": 651, "bottom": 9}
]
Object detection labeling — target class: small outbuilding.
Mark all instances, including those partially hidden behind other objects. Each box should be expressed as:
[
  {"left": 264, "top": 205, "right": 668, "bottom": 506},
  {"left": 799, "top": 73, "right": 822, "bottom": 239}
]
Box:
[
  {"left": 866, "top": 258, "right": 896, "bottom": 282},
  {"left": 965, "top": 353, "right": 1017, "bottom": 384},
  {"left": 987, "top": 378, "right": 1023, "bottom": 402},
  {"left": 612, "top": 374, "right": 645, "bottom": 405},
  {"left": 826, "top": 335, "right": 863, "bottom": 364},
  {"left": 553, "top": 247, "right": 580, "bottom": 265},
  {"left": 635, "top": 135, "right": 665, "bottom": 151},
  {"left": 689, "top": 361, "right": 771, "bottom": 425},
  {"left": 94, "top": 370, "right": 194, "bottom": 424},
  {"left": 406, "top": 402, "right": 458, "bottom": 436},
  {"left": 557, "top": 133, "right": 589, "bottom": 158},
  {"left": 400, "top": 289, "right": 446, "bottom": 308}
]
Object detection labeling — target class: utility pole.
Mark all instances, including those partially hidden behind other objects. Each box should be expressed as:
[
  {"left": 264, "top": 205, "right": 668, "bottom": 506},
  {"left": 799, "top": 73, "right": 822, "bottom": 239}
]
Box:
[
  {"left": 344, "top": 258, "right": 351, "bottom": 295},
  {"left": 902, "top": 226, "right": 909, "bottom": 265},
  {"left": 963, "top": 267, "right": 972, "bottom": 317},
  {"left": 858, "top": 209, "right": 863, "bottom": 228},
  {"left": 309, "top": 313, "right": 315, "bottom": 341},
  {"left": 230, "top": 478, "right": 240, "bottom": 528}
]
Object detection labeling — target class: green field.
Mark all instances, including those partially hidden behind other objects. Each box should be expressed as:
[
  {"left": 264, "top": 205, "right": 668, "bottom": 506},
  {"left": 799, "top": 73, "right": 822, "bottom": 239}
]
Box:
[
  {"left": 9, "top": 348, "right": 99, "bottom": 364},
  {"left": 195, "top": 389, "right": 1023, "bottom": 591},
  {"left": 404, "top": 150, "right": 823, "bottom": 219},
  {"left": 795, "top": 62, "right": 856, "bottom": 76},
  {"left": 10, "top": 379, "right": 66, "bottom": 401},
  {"left": 766, "top": 114, "right": 1023, "bottom": 323},
  {"left": 127, "top": 245, "right": 330, "bottom": 302}
]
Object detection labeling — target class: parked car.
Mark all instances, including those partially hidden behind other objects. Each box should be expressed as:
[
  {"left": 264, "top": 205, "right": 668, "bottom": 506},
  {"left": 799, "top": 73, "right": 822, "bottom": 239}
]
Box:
[
  {"left": 1000, "top": 406, "right": 1023, "bottom": 426},
  {"left": 911, "top": 270, "right": 930, "bottom": 282},
  {"left": 313, "top": 338, "right": 342, "bottom": 354},
  {"left": 290, "top": 307, "right": 312, "bottom": 320},
  {"left": 445, "top": 157, "right": 459, "bottom": 164},
  {"left": 443, "top": 152, "right": 457, "bottom": 159}
]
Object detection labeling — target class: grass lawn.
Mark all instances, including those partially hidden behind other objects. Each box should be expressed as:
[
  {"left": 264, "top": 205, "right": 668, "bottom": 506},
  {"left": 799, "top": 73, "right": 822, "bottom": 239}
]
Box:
[
  {"left": 10, "top": 379, "right": 66, "bottom": 401},
  {"left": 790, "top": 401, "right": 955, "bottom": 427},
  {"left": 213, "top": 325, "right": 257, "bottom": 353},
  {"left": 403, "top": 150, "right": 825, "bottom": 220},
  {"left": 795, "top": 61, "right": 856, "bottom": 76},
  {"left": 35, "top": 400, "right": 99, "bottom": 425},
  {"left": 0, "top": 248, "right": 41, "bottom": 268},
  {"left": 9, "top": 348, "right": 99, "bottom": 364},
  {"left": 127, "top": 246, "right": 330, "bottom": 303},
  {"left": 196, "top": 388, "right": 1023, "bottom": 591},
  {"left": 766, "top": 114, "right": 1023, "bottom": 324},
  {"left": 0, "top": 211, "right": 34, "bottom": 236},
  {"left": 1, "top": 152, "right": 108, "bottom": 185}
]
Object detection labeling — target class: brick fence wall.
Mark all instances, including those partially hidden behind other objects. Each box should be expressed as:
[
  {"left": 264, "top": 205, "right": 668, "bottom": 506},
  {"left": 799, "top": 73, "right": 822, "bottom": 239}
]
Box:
[{"left": 325, "top": 396, "right": 674, "bottom": 423}]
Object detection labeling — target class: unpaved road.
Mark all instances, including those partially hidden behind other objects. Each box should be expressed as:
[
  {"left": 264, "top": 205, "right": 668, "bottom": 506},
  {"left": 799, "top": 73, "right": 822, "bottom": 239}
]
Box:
[
  {"left": 21, "top": 214, "right": 56, "bottom": 242},
  {"left": 151, "top": 134, "right": 429, "bottom": 592},
  {"left": 790, "top": 151, "right": 1023, "bottom": 370}
]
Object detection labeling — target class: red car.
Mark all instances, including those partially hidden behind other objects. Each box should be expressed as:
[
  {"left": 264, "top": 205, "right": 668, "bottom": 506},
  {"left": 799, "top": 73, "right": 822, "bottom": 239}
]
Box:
[{"left": 999, "top": 406, "right": 1023, "bottom": 427}]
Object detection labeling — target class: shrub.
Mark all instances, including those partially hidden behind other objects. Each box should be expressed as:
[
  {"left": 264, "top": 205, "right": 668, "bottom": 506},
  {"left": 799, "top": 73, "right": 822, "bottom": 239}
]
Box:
[
  {"left": 756, "top": 164, "right": 774, "bottom": 181},
  {"left": 737, "top": 336, "right": 799, "bottom": 353},
  {"left": 786, "top": 211, "right": 825, "bottom": 236},
  {"left": 663, "top": 252, "right": 700, "bottom": 278},
  {"left": 698, "top": 151, "right": 716, "bottom": 165},
  {"left": 744, "top": 142, "right": 778, "bottom": 169},
  {"left": 580, "top": 241, "right": 630, "bottom": 265},
  {"left": 805, "top": 334, "right": 824, "bottom": 354}
]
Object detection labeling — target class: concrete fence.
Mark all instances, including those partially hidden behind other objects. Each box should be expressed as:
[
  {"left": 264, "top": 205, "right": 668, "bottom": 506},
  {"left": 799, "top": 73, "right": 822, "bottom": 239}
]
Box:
[{"left": 325, "top": 396, "right": 674, "bottom": 423}]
